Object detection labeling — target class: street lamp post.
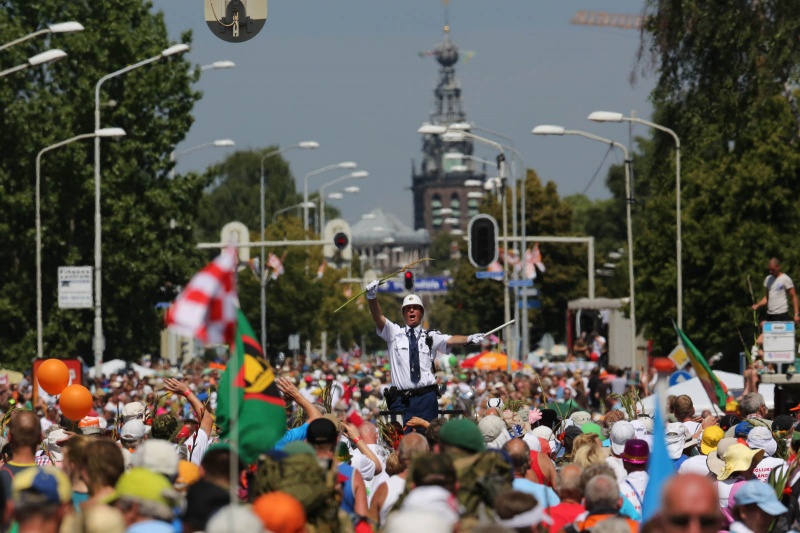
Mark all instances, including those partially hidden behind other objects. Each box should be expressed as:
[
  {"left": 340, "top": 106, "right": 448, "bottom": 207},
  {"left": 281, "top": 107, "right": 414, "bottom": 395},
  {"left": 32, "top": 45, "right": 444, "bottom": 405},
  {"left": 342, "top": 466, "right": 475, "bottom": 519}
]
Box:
[
  {"left": 318, "top": 171, "right": 369, "bottom": 234},
  {"left": 532, "top": 125, "right": 637, "bottom": 369},
  {"left": 200, "top": 60, "right": 235, "bottom": 71},
  {"left": 0, "top": 21, "right": 84, "bottom": 53},
  {"left": 0, "top": 49, "right": 67, "bottom": 79},
  {"left": 93, "top": 43, "right": 190, "bottom": 369},
  {"left": 273, "top": 201, "right": 316, "bottom": 222},
  {"left": 419, "top": 124, "right": 516, "bottom": 368},
  {"left": 36, "top": 128, "right": 126, "bottom": 360},
  {"left": 170, "top": 139, "right": 235, "bottom": 179},
  {"left": 589, "top": 111, "right": 683, "bottom": 328},
  {"left": 303, "top": 162, "right": 358, "bottom": 231},
  {"left": 259, "top": 142, "right": 319, "bottom": 354}
]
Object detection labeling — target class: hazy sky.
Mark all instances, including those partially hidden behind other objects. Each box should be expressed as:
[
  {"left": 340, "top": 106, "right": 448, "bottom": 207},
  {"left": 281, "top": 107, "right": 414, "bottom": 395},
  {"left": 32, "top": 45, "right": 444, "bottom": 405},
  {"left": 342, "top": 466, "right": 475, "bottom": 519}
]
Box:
[{"left": 159, "top": 1, "right": 654, "bottom": 229}]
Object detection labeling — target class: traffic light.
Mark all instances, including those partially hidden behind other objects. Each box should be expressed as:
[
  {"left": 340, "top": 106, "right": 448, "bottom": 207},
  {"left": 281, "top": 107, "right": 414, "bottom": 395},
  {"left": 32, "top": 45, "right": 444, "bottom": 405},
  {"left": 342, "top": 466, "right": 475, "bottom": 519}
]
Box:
[
  {"left": 404, "top": 271, "right": 414, "bottom": 291},
  {"left": 468, "top": 214, "right": 499, "bottom": 268},
  {"left": 333, "top": 232, "right": 349, "bottom": 251}
]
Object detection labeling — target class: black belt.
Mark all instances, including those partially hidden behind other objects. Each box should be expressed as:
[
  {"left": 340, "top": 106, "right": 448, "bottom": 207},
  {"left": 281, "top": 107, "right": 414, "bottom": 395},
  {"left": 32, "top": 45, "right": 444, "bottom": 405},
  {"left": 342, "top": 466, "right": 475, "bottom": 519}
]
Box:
[{"left": 396, "top": 384, "right": 439, "bottom": 398}]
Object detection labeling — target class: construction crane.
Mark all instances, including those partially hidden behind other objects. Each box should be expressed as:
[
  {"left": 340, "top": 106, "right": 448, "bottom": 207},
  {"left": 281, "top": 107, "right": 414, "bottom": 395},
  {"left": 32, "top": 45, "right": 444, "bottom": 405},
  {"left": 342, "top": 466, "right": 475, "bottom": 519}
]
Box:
[{"left": 571, "top": 10, "right": 642, "bottom": 31}]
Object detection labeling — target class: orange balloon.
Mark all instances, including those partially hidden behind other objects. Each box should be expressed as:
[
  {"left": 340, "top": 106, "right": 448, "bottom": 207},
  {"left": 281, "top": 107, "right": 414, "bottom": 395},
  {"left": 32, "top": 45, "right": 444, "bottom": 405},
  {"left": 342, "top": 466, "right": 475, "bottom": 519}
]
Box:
[
  {"left": 37, "top": 359, "right": 70, "bottom": 395},
  {"left": 59, "top": 384, "right": 93, "bottom": 421}
]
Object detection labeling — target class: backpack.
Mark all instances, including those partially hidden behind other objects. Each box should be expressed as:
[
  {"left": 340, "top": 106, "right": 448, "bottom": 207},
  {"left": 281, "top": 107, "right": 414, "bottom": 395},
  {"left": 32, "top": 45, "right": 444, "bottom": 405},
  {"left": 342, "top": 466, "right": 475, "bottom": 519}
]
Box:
[
  {"left": 250, "top": 453, "right": 343, "bottom": 533},
  {"left": 453, "top": 449, "right": 514, "bottom": 518}
]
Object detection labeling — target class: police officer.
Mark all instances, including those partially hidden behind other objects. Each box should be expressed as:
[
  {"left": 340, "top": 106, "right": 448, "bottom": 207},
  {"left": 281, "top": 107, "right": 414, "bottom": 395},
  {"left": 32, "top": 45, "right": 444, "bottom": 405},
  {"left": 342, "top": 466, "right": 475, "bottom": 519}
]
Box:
[{"left": 365, "top": 280, "right": 484, "bottom": 425}]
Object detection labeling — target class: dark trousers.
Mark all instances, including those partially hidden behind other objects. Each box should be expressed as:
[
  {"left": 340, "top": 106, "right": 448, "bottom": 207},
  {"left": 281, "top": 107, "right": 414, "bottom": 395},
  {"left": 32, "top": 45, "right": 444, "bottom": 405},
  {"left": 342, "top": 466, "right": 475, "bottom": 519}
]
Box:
[
  {"left": 767, "top": 313, "right": 791, "bottom": 322},
  {"left": 389, "top": 389, "right": 439, "bottom": 428}
]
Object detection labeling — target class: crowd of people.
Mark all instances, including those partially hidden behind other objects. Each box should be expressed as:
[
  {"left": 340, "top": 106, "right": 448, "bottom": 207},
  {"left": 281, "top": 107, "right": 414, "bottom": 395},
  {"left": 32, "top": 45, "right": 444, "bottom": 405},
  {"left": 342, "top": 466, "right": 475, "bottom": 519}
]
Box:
[{"left": 0, "top": 349, "right": 794, "bottom": 533}]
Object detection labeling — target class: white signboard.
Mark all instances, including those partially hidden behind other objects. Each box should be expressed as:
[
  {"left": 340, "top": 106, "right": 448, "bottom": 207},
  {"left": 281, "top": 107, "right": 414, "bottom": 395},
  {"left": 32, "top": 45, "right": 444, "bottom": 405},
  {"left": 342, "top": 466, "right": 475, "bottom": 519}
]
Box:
[
  {"left": 763, "top": 321, "right": 795, "bottom": 363},
  {"left": 58, "top": 266, "right": 93, "bottom": 309}
]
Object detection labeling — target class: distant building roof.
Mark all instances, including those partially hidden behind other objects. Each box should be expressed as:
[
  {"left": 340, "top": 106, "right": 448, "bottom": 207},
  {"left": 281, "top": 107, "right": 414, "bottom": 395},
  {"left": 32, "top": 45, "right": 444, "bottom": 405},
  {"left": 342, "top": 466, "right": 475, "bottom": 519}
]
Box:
[{"left": 351, "top": 208, "right": 430, "bottom": 247}]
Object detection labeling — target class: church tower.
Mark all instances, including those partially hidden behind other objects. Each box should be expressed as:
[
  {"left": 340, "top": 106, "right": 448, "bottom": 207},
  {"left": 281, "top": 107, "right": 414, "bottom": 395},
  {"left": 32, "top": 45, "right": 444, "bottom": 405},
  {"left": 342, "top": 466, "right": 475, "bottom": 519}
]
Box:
[{"left": 411, "top": 23, "right": 487, "bottom": 237}]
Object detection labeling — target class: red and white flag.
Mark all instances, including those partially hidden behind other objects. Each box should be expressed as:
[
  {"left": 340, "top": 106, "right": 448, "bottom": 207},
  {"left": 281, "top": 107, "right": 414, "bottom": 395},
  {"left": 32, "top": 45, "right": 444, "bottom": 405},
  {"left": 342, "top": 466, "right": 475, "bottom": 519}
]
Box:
[
  {"left": 267, "top": 252, "right": 285, "bottom": 280},
  {"left": 165, "top": 247, "right": 237, "bottom": 346}
]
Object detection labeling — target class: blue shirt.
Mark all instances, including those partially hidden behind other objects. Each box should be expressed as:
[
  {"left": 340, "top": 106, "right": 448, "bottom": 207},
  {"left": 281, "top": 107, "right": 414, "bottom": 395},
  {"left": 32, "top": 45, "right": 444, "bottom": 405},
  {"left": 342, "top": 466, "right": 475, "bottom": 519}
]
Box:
[
  {"left": 127, "top": 519, "right": 174, "bottom": 533},
  {"left": 274, "top": 424, "right": 308, "bottom": 451},
  {"left": 512, "top": 478, "right": 561, "bottom": 508}
]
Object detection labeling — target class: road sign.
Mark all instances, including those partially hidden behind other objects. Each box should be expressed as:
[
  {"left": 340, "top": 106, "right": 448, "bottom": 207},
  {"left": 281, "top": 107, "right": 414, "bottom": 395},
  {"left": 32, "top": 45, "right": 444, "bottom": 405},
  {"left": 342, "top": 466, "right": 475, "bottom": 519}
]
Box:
[
  {"left": 508, "top": 279, "right": 533, "bottom": 288},
  {"left": 476, "top": 271, "right": 504, "bottom": 280},
  {"left": 667, "top": 344, "right": 689, "bottom": 369},
  {"left": 669, "top": 370, "right": 692, "bottom": 387},
  {"left": 517, "top": 299, "right": 541, "bottom": 309},
  {"left": 520, "top": 287, "right": 539, "bottom": 297},
  {"left": 288, "top": 334, "right": 300, "bottom": 351},
  {"left": 58, "top": 267, "right": 93, "bottom": 309},
  {"left": 763, "top": 321, "right": 795, "bottom": 363},
  {"left": 379, "top": 276, "right": 452, "bottom": 293}
]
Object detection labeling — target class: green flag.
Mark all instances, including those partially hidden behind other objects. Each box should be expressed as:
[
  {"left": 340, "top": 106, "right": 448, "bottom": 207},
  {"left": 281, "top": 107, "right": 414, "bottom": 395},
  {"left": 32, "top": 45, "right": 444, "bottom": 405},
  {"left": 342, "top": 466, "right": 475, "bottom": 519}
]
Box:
[
  {"left": 217, "top": 309, "right": 286, "bottom": 463},
  {"left": 674, "top": 322, "right": 727, "bottom": 411}
]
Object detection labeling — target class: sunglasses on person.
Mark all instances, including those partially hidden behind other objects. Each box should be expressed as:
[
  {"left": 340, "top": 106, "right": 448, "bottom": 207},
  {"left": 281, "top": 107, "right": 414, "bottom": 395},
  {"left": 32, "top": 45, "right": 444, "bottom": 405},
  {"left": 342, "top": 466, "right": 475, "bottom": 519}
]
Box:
[{"left": 665, "top": 514, "right": 718, "bottom": 528}]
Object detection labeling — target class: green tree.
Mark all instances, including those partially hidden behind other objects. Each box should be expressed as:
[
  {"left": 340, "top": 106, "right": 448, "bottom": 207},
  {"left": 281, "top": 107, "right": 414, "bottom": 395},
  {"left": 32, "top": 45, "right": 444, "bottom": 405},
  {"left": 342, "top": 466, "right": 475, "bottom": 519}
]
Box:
[
  {"left": 631, "top": 1, "right": 800, "bottom": 354},
  {"left": 0, "top": 1, "right": 203, "bottom": 367}
]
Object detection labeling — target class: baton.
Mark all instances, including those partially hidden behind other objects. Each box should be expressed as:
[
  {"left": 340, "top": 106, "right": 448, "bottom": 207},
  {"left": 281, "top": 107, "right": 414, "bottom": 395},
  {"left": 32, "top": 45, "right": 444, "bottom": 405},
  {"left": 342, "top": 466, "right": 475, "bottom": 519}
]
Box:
[{"left": 483, "top": 319, "right": 516, "bottom": 337}]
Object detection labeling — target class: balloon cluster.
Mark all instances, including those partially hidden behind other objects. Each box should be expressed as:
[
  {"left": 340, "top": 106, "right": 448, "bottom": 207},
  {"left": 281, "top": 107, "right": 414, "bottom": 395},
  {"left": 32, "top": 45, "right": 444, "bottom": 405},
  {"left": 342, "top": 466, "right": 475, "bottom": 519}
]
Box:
[{"left": 37, "top": 359, "right": 92, "bottom": 421}]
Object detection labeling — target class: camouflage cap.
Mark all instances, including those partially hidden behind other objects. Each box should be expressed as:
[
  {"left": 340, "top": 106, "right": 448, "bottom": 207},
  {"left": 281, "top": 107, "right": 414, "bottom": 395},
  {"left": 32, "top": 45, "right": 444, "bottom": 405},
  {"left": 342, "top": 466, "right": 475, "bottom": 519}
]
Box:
[{"left": 151, "top": 414, "right": 179, "bottom": 441}]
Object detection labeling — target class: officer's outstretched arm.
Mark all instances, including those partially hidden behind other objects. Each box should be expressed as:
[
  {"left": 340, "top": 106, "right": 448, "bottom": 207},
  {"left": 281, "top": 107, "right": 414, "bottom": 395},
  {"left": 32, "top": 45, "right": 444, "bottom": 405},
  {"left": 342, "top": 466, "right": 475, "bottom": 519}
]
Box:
[{"left": 365, "top": 280, "right": 386, "bottom": 332}]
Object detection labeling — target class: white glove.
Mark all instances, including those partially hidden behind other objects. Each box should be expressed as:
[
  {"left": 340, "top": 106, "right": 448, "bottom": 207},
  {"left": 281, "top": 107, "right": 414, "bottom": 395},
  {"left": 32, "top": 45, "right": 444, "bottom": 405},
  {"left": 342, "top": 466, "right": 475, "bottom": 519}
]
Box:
[
  {"left": 365, "top": 280, "right": 379, "bottom": 300},
  {"left": 467, "top": 333, "right": 485, "bottom": 345}
]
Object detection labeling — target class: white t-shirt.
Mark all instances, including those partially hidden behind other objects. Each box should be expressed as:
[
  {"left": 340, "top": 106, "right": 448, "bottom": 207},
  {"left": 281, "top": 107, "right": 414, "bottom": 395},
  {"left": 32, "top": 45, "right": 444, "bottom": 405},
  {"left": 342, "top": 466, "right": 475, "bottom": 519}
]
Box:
[
  {"left": 766, "top": 273, "right": 794, "bottom": 314},
  {"left": 187, "top": 429, "right": 210, "bottom": 466},
  {"left": 678, "top": 454, "right": 711, "bottom": 477},
  {"left": 378, "top": 319, "right": 451, "bottom": 390},
  {"left": 753, "top": 456, "right": 787, "bottom": 483},
  {"left": 40, "top": 417, "right": 54, "bottom": 434},
  {"left": 605, "top": 455, "right": 628, "bottom": 484},
  {"left": 379, "top": 475, "right": 408, "bottom": 527},
  {"left": 350, "top": 443, "right": 389, "bottom": 503},
  {"left": 619, "top": 471, "right": 648, "bottom": 515},
  {"left": 683, "top": 420, "right": 702, "bottom": 439}
]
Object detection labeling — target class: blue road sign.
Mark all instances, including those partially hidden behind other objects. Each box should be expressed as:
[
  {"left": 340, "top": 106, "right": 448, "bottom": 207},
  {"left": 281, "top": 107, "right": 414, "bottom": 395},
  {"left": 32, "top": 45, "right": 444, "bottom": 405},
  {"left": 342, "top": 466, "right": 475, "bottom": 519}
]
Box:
[
  {"left": 476, "top": 271, "right": 504, "bottom": 280},
  {"left": 668, "top": 370, "right": 692, "bottom": 387},
  {"left": 508, "top": 279, "right": 534, "bottom": 288},
  {"left": 516, "top": 299, "right": 541, "bottom": 309}
]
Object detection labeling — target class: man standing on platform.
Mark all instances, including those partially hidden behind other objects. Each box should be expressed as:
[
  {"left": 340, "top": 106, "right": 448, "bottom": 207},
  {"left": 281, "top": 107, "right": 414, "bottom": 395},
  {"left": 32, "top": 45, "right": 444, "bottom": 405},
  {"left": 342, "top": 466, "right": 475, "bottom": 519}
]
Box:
[
  {"left": 364, "top": 280, "right": 484, "bottom": 425},
  {"left": 752, "top": 257, "right": 799, "bottom": 323}
]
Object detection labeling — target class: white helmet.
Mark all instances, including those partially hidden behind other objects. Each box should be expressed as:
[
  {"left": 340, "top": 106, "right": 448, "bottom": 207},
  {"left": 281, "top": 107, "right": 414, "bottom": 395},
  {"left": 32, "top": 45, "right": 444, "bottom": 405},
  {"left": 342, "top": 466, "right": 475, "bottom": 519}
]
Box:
[{"left": 402, "top": 294, "right": 424, "bottom": 311}]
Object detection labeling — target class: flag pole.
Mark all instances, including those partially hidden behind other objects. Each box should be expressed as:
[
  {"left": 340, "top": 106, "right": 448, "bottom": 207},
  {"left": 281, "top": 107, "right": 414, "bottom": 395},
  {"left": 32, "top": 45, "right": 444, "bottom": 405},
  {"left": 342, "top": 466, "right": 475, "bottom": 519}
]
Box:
[{"left": 229, "top": 281, "right": 240, "bottom": 508}]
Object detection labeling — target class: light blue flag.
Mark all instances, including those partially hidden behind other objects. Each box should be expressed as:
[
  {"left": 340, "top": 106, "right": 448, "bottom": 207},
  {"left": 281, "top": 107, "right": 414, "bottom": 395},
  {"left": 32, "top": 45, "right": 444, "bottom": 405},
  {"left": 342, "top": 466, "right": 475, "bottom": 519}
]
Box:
[{"left": 641, "top": 395, "right": 676, "bottom": 522}]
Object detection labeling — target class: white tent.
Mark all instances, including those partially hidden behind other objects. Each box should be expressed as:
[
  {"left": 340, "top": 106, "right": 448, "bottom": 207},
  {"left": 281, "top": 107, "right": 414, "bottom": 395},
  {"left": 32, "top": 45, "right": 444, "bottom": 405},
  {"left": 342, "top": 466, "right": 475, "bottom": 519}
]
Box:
[
  {"left": 639, "top": 370, "right": 774, "bottom": 413},
  {"left": 88, "top": 359, "right": 157, "bottom": 378}
]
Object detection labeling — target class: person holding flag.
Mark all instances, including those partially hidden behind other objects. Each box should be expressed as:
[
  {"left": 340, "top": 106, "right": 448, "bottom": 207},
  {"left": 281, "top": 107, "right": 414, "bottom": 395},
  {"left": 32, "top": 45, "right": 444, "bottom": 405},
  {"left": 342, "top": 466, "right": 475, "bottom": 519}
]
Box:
[{"left": 364, "top": 280, "right": 485, "bottom": 425}]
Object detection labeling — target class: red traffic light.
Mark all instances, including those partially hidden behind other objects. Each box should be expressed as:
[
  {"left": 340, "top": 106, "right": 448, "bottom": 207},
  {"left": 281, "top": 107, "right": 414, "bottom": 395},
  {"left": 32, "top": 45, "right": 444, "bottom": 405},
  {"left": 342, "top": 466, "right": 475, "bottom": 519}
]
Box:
[
  {"left": 404, "top": 271, "right": 414, "bottom": 290},
  {"left": 333, "top": 232, "right": 349, "bottom": 251}
]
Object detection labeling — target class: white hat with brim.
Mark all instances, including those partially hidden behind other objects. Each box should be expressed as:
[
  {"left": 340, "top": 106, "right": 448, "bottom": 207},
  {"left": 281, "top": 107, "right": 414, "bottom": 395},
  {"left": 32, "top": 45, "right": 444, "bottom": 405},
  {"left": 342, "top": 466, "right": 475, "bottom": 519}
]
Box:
[{"left": 402, "top": 294, "right": 424, "bottom": 311}]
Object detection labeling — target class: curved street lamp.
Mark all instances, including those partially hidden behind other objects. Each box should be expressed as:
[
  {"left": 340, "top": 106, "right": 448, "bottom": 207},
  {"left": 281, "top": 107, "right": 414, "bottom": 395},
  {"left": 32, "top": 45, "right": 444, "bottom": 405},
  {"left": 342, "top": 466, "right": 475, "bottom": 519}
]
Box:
[
  {"left": 0, "top": 49, "right": 67, "bottom": 79},
  {"left": 93, "top": 43, "right": 190, "bottom": 368},
  {"left": 303, "top": 161, "right": 358, "bottom": 231},
  {"left": 0, "top": 21, "right": 84, "bottom": 53},
  {"left": 589, "top": 110, "right": 683, "bottom": 328},
  {"left": 36, "top": 127, "right": 126, "bottom": 360},
  {"left": 318, "top": 171, "right": 369, "bottom": 234},
  {"left": 532, "top": 124, "right": 636, "bottom": 368},
  {"left": 169, "top": 139, "right": 235, "bottom": 178},
  {"left": 200, "top": 60, "right": 235, "bottom": 71}
]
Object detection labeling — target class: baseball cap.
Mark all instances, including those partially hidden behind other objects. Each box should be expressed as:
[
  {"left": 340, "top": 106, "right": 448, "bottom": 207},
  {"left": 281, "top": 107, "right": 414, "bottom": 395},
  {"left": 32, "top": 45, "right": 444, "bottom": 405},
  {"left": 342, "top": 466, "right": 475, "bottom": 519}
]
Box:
[
  {"left": 610, "top": 421, "right": 636, "bottom": 455},
  {"left": 131, "top": 439, "right": 179, "bottom": 479},
  {"left": 700, "top": 426, "right": 724, "bottom": 455},
  {"left": 790, "top": 402, "right": 800, "bottom": 412},
  {"left": 306, "top": 418, "right": 338, "bottom": 445},
  {"left": 402, "top": 294, "right": 424, "bottom": 311},
  {"left": 43, "top": 428, "right": 71, "bottom": 462},
  {"left": 734, "top": 421, "right": 755, "bottom": 438},
  {"left": 104, "top": 468, "right": 177, "bottom": 520},
  {"left": 121, "top": 401, "right": 146, "bottom": 422},
  {"left": 206, "top": 504, "right": 265, "bottom": 533},
  {"left": 734, "top": 479, "right": 789, "bottom": 515},
  {"left": 12, "top": 466, "right": 71, "bottom": 506},
  {"left": 746, "top": 426, "right": 777, "bottom": 457},
  {"left": 176, "top": 460, "right": 201, "bottom": 487},
  {"left": 120, "top": 419, "right": 150, "bottom": 441},
  {"left": 773, "top": 415, "right": 795, "bottom": 432},
  {"left": 79, "top": 416, "right": 103, "bottom": 436},
  {"left": 253, "top": 491, "right": 307, "bottom": 533},
  {"left": 438, "top": 419, "right": 486, "bottom": 453}
]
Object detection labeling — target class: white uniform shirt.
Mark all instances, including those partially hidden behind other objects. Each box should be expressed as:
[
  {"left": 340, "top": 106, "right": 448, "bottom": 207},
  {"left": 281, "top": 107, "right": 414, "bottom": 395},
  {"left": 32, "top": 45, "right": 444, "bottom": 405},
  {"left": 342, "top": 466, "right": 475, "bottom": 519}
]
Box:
[
  {"left": 618, "top": 470, "right": 648, "bottom": 515},
  {"left": 378, "top": 319, "right": 451, "bottom": 390},
  {"left": 766, "top": 273, "right": 794, "bottom": 314}
]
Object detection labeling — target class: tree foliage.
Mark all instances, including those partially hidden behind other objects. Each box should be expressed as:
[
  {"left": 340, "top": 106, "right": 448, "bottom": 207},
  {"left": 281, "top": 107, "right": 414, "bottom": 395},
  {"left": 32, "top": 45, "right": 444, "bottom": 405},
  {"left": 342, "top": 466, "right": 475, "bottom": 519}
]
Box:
[
  {"left": 0, "top": 1, "right": 203, "bottom": 367},
  {"left": 631, "top": 0, "right": 800, "bottom": 354}
]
